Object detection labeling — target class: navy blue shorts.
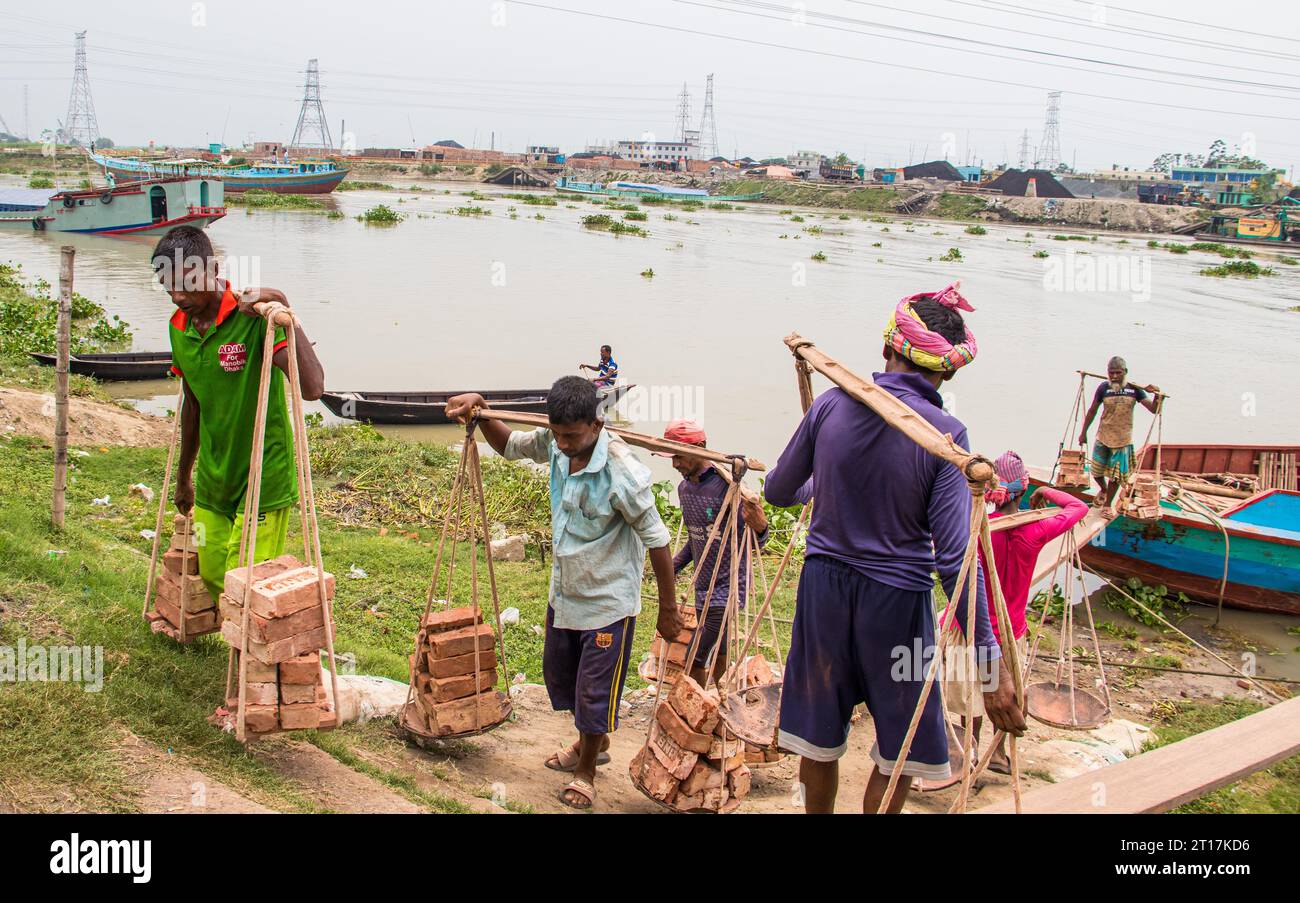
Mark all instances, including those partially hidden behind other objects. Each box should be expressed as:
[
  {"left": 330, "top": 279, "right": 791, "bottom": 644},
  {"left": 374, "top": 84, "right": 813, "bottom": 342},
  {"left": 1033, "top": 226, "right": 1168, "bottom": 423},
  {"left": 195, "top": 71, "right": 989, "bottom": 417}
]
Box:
[
  {"left": 686, "top": 604, "right": 729, "bottom": 672},
  {"left": 778, "top": 556, "right": 950, "bottom": 780},
  {"left": 543, "top": 606, "right": 636, "bottom": 735}
]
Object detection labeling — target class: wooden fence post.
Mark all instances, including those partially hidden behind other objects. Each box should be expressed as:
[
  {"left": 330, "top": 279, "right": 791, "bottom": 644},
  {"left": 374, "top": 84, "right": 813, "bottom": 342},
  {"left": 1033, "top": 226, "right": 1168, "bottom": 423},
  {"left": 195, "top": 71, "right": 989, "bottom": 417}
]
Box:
[{"left": 52, "top": 245, "right": 74, "bottom": 529}]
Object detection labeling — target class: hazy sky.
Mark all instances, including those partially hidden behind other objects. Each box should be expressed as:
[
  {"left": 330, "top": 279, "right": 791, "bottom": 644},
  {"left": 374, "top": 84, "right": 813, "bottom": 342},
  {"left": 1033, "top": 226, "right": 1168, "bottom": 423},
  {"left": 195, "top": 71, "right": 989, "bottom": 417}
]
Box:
[{"left": 4, "top": 0, "right": 1299, "bottom": 174}]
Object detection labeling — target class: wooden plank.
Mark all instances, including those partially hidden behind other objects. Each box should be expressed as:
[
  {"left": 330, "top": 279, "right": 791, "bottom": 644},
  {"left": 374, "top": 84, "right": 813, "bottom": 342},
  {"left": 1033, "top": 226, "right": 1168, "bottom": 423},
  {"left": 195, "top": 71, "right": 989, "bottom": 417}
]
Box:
[
  {"left": 1029, "top": 509, "right": 1110, "bottom": 591},
  {"left": 784, "top": 333, "right": 993, "bottom": 484},
  {"left": 473, "top": 408, "right": 765, "bottom": 472},
  {"left": 978, "top": 696, "right": 1300, "bottom": 813}
]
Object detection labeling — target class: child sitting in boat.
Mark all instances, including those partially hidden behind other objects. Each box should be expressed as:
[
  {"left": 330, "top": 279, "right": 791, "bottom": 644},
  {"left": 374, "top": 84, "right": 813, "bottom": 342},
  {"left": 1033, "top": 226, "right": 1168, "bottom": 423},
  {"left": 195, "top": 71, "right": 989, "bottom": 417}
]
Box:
[
  {"left": 1078, "top": 356, "right": 1162, "bottom": 510},
  {"left": 150, "top": 225, "right": 325, "bottom": 603},
  {"left": 942, "top": 451, "right": 1089, "bottom": 774},
  {"left": 445, "top": 378, "right": 683, "bottom": 810}
]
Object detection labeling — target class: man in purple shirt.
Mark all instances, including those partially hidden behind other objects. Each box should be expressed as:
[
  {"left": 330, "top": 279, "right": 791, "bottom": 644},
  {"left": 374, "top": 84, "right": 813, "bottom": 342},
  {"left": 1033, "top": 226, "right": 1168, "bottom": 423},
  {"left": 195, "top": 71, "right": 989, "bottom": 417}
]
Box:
[
  {"left": 765, "top": 286, "right": 1025, "bottom": 814},
  {"left": 659, "top": 420, "right": 770, "bottom": 687}
]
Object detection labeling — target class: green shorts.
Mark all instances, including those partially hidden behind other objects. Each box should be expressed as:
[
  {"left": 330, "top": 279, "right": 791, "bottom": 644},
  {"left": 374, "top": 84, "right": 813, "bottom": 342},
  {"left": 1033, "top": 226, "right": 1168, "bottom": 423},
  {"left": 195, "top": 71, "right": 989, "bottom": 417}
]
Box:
[{"left": 191, "top": 505, "right": 292, "bottom": 603}]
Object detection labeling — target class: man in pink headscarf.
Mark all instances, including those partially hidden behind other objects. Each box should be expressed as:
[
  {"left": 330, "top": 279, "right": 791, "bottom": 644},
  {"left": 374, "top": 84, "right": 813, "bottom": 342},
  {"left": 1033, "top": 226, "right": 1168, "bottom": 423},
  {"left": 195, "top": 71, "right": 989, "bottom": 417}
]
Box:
[
  {"left": 766, "top": 283, "right": 1025, "bottom": 814},
  {"left": 944, "top": 450, "right": 1088, "bottom": 773}
]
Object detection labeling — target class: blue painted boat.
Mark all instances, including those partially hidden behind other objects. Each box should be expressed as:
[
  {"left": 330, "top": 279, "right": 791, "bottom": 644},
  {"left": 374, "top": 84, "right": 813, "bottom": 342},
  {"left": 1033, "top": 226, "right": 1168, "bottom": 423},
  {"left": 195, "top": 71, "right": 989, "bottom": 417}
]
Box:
[
  {"left": 91, "top": 152, "right": 347, "bottom": 195},
  {"left": 1031, "top": 444, "right": 1300, "bottom": 616}
]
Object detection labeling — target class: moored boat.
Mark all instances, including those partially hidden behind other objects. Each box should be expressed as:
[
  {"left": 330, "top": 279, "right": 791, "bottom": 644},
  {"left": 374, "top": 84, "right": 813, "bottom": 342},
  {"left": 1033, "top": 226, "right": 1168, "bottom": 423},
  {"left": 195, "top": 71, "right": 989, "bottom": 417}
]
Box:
[
  {"left": 91, "top": 152, "right": 347, "bottom": 195},
  {"left": 555, "top": 176, "right": 762, "bottom": 203},
  {"left": 0, "top": 177, "right": 225, "bottom": 236},
  {"left": 321, "top": 385, "right": 634, "bottom": 425},
  {"left": 29, "top": 351, "right": 174, "bottom": 381},
  {"left": 1029, "top": 444, "right": 1300, "bottom": 616}
]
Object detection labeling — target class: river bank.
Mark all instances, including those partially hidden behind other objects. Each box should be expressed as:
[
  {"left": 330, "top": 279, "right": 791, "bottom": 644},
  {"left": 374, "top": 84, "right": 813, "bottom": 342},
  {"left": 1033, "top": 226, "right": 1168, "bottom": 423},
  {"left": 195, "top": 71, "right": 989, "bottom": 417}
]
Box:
[{"left": 0, "top": 351, "right": 1295, "bottom": 813}]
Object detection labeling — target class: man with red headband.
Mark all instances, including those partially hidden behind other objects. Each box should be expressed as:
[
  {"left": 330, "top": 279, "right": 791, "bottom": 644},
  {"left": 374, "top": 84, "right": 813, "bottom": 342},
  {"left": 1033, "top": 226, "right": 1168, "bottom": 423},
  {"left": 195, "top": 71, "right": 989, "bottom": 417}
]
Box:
[
  {"left": 659, "top": 420, "right": 782, "bottom": 687},
  {"left": 765, "top": 283, "right": 1026, "bottom": 814}
]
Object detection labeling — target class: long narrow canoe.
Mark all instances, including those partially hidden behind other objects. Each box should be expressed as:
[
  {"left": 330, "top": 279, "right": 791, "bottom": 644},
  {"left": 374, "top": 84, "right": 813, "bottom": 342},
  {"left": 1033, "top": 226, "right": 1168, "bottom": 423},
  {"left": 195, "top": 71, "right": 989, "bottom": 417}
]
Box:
[
  {"left": 320, "top": 385, "right": 634, "bottom": 425},
  {"left": 30, "top": 351, "right": 173, "bottom": 381}
]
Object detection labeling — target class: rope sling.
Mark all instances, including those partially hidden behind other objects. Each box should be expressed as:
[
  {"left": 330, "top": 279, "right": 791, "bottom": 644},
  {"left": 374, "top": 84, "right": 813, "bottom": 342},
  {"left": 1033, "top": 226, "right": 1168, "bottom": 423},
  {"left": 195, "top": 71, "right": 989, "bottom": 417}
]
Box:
[
  {"left": 784, "top": 334, "right": 1028, "bottom": 815},
  {"left": 397, "top": 419, "right": 513, "bottom": 744},
  {"left": 220, "top": 303, "right": 342, "bottom": 743}
]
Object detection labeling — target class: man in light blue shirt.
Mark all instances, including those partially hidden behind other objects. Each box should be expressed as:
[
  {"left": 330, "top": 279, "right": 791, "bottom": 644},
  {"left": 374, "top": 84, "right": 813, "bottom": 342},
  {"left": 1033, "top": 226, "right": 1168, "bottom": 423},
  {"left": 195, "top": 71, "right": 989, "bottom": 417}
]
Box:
[{"left": 448, "top": 377, "right": 682, "bottom": 810}]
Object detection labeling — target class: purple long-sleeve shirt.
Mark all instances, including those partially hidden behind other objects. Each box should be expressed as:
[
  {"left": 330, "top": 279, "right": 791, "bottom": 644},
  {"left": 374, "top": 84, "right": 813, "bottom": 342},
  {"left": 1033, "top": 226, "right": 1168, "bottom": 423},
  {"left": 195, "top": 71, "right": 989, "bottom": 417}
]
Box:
[{"left": 764, "top": 373, "right": 998, "bottom": 657}]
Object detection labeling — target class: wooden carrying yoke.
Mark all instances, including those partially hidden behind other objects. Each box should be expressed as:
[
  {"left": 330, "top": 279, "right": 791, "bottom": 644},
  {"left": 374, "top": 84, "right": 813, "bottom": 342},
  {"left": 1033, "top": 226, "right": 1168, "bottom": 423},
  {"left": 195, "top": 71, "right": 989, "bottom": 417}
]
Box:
[
  {"left": 784, "top": 333, "right": 1025, "bottom": 814},
  {"left": 224, "top": 303, "right": 343, "bottom": 743}
]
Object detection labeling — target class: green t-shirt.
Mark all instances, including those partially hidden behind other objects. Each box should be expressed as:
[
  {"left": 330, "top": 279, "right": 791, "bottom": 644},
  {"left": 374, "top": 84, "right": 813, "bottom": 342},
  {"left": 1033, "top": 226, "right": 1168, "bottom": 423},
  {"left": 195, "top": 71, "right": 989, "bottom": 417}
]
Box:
[{"left": 168, "top": 284, "right": 297, "bottom": 517}]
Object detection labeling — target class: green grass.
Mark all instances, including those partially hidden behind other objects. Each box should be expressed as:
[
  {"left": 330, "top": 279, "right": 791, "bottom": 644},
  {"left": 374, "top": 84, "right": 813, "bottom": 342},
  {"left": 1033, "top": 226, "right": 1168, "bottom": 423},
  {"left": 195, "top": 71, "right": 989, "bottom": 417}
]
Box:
[
  {"left": 720, "top": 179, "right": 903, "bottom": 213},
  {"left": 337, "top": 180, "right": 395, "bottom": 192},
  {"left": 1200, "top": 260, "right": 1272, "bottom": 278},
  {"left": 1145, "top": 700, "right": 1300, "bottom": 814}
]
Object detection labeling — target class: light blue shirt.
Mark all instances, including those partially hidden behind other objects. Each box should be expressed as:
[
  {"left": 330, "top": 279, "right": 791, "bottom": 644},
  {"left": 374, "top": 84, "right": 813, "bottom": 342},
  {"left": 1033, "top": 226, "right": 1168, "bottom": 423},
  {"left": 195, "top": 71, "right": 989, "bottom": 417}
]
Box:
[{"left": 504, "top": 427, "right": 670, "bottom": 631}]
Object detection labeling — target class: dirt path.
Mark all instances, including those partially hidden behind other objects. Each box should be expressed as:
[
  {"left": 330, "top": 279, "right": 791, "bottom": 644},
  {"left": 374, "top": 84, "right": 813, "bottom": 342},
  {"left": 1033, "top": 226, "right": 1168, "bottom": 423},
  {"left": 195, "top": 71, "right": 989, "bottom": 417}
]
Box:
[
  {"left": 251, "top": 740, "right": 427, "bottom": 813},
  {"left": 0, "top": 386, "right": 171, "bottom": 446},
  {"left": 117, "top": 734, "right": 275, "bottom": 814}
]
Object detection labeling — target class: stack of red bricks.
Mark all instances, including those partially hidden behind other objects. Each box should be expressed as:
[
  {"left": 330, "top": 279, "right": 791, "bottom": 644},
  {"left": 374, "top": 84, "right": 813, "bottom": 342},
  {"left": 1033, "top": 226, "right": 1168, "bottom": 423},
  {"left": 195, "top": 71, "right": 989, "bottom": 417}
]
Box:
[
  {"left": 146, "top": 515, "right": 218, "bottom": 642},
  {"left": 215, "top": 555, "right": 337, "bottom": 736},
  {"left": 402, "top": 606, "right": 510, "bottom": 737},
  {"left": 1120, "top": 472, "right": 1161, "bottom": 520},
  {"left": 219, "top": 651, "right": 334, "bottom": 736},
  {"left": 629, "top": 674, "right": 752, "bottom": 813},
  {"left": 641, "top": 603, "right": 699, "bottom": 685},
  {"left": 1056, "top": 450, "right": 1090, "bottom": 488}
]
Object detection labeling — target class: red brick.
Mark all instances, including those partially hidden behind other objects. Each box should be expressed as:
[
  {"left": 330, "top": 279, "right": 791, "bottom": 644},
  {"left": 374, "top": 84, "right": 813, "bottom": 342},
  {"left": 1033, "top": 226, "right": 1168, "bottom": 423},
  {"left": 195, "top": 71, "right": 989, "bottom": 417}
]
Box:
[
  {"left": 423, "top": 690, "right": 509, "bottom": 736},
  {"left": 279, "top": 702, "right": 321, "bottom": 730},
  {"left": 743, "top": 654, "right": 775, "bottom": 687},
  {"left": 631, "top": 746, "right": 679, "bottom": 804},
  {"left": 648, "top": 721, "right": 700, "bottom": 780},
  {"left": 428, "top": 670, "right": 496, "bottom": 703},
  {"left": 427, "top": 623, "right": 495, "bottom": 659},
  {"left": 727, "top": 763, "right": 752, "bottom": 798},
  {"left": 223, "top": 555, "right": 300, "bottom": 602},
  {"left": 221, "top": 620, "right": 327, "bottom": 665},
  {"left": 241, "top": 704, "right": 279, "bottom": 733},
  {"left": 242, "top": 656, "right": 279, "bottom": 683},
  {"left": 665, "top": 642, "right": 689, "bottom": 667},
  {"left": 242, "top": 682, "right": 279, "bottom": 706},
  {"left": 667, "top": 675, "right": 720, "bottom": 733},
  {"left": 673, "top": 791, "right": 704, "bottom": 811},
  {"left": 700, "top": 784, "right": 729, "bottom": 812},
  {"left": 280, "top": 683, "right": 317, "bottom": 705},
  {"left": 247, "top": 567, "right": 335, "bottom": 620},
  {"left": 278, "top": 652, "right": 320, "bottom": 686},
  {"left": 710, "top": 734, "right": 744, "bottom": 761},
  {"left": 242, "top": 601, "right": 325, "bottom": 645},
  {"left": 680, "top": 759, "right": 725, "bottom": 796},
  {"left": 421, "top": 606, "right": 481, "bottom": 634},
  {"left": 162, "top": 549, "right": 199, "bottom": 578},
  {"left": 654, "top": 701, "right": 711, "bottom": 754},
  {"left": 425, "top": 647, "right": 497, "bottom": 678},
  {"left": 153, "top": 593, "right": 219, "bottom": 635}
]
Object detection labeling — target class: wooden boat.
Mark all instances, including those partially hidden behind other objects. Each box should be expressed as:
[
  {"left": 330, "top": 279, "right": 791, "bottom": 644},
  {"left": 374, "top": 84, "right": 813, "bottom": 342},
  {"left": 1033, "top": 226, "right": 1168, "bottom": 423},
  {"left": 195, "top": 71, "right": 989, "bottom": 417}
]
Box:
[
  {"left": 0, "top": 177, "right": 225, "bottom": 235},
  {"left": 321, "top": 385, "right": 634, "bottom": 425},
  {"left": 91, "top": 152, "right": 347, "bottom": 195},
  {"left": 1029, "top": 444, "right": 1300, "bottom": 616},
  {"left": 554, "top": 176, "right": 762, "bottom": 203},
  {"left": 29, "top": 351, "right": 174, "bottom": 381}
]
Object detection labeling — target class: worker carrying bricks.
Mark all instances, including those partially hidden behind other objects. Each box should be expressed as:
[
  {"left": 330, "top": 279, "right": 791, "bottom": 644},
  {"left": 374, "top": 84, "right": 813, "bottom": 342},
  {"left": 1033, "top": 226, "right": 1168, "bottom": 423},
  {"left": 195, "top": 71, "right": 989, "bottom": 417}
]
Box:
[
  {"left": 150, "top": 226, "right": 326, "bottom": 603},
  {"left": 656, "top": 419, "right": 784, "bottom": 687},
  {"left": 764, "top": 284, "right": 1026, "bottom": 814},
  {"left": 447, "top": 377, "right": 683, "bottom": 810},
  {"left": 1078, "top": 355, "right": 1162, "bottom": 511}
]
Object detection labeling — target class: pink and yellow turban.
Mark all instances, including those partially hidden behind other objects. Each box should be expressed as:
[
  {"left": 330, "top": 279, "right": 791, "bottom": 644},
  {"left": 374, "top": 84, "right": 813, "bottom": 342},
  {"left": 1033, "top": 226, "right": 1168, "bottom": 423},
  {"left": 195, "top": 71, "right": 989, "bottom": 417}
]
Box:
[{"left": 882, "top": 282, "right": 978, "bottom": 372}]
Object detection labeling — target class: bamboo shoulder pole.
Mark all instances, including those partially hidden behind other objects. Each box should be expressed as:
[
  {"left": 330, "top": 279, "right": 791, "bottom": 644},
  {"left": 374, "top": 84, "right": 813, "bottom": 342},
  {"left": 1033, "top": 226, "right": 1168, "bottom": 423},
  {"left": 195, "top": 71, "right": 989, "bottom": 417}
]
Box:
[
  {"left": 52, "top": 246, "right": 74, "bottom": 529},
  {"left": 784, "top": 333, "right": 993, "bottom": 485},
  {"left": 1076, "top": 370, "right": 1171, "bottom": 398},
  {"left": 472, "top": 408, "right": 766, "bottom": 472}
]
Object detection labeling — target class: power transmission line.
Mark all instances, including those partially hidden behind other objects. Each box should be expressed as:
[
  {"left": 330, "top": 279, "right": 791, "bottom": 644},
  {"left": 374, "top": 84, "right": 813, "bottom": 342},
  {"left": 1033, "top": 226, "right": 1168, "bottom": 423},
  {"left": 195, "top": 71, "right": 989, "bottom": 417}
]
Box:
[
  {"left": 698, "top": 73, "right": 718, "bottom": 159},
  {"left": 675, "top": 82, "right": 691, "bottom": 142},
  {"left": 505, "top": 1, "right": 1300, "bottom": 121},
  {"left": 1036, "top": 91, "right": 1062, "bottom": 170}
]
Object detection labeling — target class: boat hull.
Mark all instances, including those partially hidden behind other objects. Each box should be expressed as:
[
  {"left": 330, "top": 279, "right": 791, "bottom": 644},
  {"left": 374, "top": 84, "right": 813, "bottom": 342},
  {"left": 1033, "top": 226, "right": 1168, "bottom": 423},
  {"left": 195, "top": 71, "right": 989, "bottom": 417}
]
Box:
[
  {"left": 30, "top": 352, "right": 173, "bottom": 381},
  {"left": 1027, "top": 469, "right": 1300, "bottom": 617},
  {"left": 322, "top": 386, "right": 633, "bottom": 426},
  {"left": 98, "top": 159, "right": 347, "bottom": 194},
  {"left": 0, "top": 177, "right": 225, "bottom": 235}
]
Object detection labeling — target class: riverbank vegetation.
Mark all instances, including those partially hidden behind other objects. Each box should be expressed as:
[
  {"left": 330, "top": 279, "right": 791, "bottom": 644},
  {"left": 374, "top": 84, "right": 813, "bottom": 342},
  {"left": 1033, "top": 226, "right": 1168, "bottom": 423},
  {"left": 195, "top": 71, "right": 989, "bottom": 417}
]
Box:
[
  {"left": 226, "top": 190, "right": 329, "bottom": 211},
  {"left": 0, "top": 262, "right": 132, "bottom": 358}
]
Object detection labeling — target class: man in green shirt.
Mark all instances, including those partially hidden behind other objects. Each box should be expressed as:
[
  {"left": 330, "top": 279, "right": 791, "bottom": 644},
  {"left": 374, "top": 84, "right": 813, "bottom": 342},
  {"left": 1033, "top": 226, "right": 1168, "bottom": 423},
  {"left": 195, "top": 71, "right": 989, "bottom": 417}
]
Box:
[{"left": 150, "top": 226, "right": 325, "bottom": 601}]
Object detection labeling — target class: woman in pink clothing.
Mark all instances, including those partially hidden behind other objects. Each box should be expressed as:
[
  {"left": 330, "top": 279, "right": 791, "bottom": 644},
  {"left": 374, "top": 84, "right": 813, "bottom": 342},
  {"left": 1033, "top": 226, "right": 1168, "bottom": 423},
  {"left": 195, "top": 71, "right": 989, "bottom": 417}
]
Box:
[{"left": 946, "top": 451, "right": 1088, "bottom": 774}]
